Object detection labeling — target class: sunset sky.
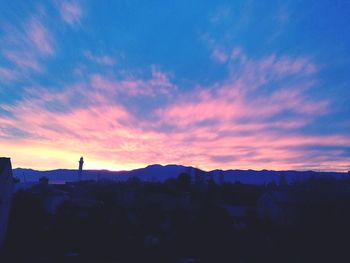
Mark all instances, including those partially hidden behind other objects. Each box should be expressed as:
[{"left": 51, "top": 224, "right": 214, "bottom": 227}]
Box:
[{"left": 0, "top": 0, "right": 349, "bottom": 171}]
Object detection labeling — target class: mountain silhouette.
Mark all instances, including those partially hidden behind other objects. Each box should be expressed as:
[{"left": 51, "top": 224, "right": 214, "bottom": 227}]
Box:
[{"left": 13, "top": 164, "right": 346, "bottom": 185}]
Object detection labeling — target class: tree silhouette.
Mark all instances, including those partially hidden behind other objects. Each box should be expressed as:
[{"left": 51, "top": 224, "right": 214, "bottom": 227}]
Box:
[{"left": 175, "top": 173, "right": 191, "bottom": 192}]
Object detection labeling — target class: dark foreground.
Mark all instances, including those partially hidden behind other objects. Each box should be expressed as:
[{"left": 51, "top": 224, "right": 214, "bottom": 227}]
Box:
[{"left": 2, "top": 173, "right": 350, "bottom": 263}]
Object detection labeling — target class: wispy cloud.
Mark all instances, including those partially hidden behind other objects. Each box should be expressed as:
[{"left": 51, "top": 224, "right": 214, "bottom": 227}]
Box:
[
  {"left": 0, "top": 9, "right": 54, "bottom": 80},
  {"left": 59, "top": 1, "right": 83, "bottom": 25},
  {"left": 0, "top": 0, "right": 348, "bottom": 172},
  {"left": 0, "top": 67, "right": 18, "bottom": 83},
  {"left": 27, "top": 16, "right": 54, "bottom": 56},
  {"left": 3, "top": 51, "right": 43, "bottom": 72},
  {"left": 84, "top": 51, "right": 115, "bottom": 66},
  {"left": 211, "top": 48, "right": 229, "bottom": 63},
  {"left": 0, "top": 49, "right": 348, "bottom": 171},
  {"left": 89, "top": 66, "right": 176, "bottom": 97}
]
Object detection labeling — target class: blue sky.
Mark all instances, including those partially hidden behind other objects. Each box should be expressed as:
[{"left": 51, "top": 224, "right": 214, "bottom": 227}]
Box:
[{"left": 0, "top": 0, "right": 349, "bottom": 171}]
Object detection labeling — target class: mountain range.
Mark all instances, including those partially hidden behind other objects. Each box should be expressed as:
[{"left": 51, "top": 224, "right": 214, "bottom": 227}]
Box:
[{"left": 13, "top": 164, "right": 348, "bottom": 185}]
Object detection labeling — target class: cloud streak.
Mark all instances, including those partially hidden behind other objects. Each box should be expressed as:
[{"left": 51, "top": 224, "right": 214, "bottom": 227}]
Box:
[
  {"left": 0, "top": 48, "right": 348, "bottom": 171},
  {"left": 84, "top": 51, "right": 115, "bottom": 66},
  {"left": 0, "top": 67, "right": 18, "bottom": 83},
  {"left": 59, "top": 1, "right": 83, "bottom": 25},
  {"left": 0, "top": 9, "right": 55, "bottom": 82},
  {"left": 27, "top": 16, "right": 54, "bottom": 55}
]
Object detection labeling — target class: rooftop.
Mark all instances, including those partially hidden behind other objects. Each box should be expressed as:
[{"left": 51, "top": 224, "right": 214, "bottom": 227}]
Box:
[{"left": 0, "top": 157, "right": 11, "bottom": 176}]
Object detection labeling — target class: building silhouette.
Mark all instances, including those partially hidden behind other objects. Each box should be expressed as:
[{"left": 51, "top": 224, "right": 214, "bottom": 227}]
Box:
[
  {"left": 78, "top": 157, "right": 84, "bottom": 181},
  {"left": 0, "top": 157, "right": 16, "bottom": 248}
]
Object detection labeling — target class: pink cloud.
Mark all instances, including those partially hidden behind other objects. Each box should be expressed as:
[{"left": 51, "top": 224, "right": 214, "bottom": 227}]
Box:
[
  {"left": 212, "top": 48, "right": 229, "bottom": 63},
  {"left": 273, "top": 56, "right": 317, "bottom": 76},
  {"left": 0, "top": 50, "right": 348, "bottom": 172},
  {"left": 84, "top": 51, "right": 115, "bottom": 66},
  {"left": 59, "top": 1, "right": 83, "bottom": 25},
  {"left": 89, "top": 67, "right": 175, "bottom": 97},
  {"left": 27, "top": 17, "right": 54, "bottom": 56},
  {"left": 0, "top": 67, "right": 18, "bottom": 82},
  {"left": 2, "top": 93, "right": 349, "bottom": 171},
  {"left": 0, "top": 11, "right": 55, "bottom": 79},
  {"left": 222, "top": 48, "right": 318, "bottom": 92},
  {"left": 156, "top": 75, "right": 327, "bottom": 130},
  {"left": 230, "top": 47, "right": 247, "bottom": 63},
  {"left": 3, "top": 51, "right": 42, "bottom": 72}
]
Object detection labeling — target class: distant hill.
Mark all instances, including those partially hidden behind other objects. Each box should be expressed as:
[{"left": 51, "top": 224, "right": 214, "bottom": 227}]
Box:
[{"left": 12, "top": 164, "right": 348, "bottom": 185}]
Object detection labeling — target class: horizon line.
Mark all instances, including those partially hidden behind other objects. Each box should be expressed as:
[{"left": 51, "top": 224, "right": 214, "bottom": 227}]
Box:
[{"left": 12, "top": 163, "right": 349, "bottom": 174}]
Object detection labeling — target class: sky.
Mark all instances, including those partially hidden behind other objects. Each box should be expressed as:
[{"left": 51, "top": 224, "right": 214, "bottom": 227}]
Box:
[{"left": 0, "top": 0, "right": 349, "bottom": 172}]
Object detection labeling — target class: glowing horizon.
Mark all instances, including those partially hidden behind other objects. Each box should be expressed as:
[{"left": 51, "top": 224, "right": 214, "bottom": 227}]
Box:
[{"left": 1, "top": 1, "right": 350, "bottom": 172}]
